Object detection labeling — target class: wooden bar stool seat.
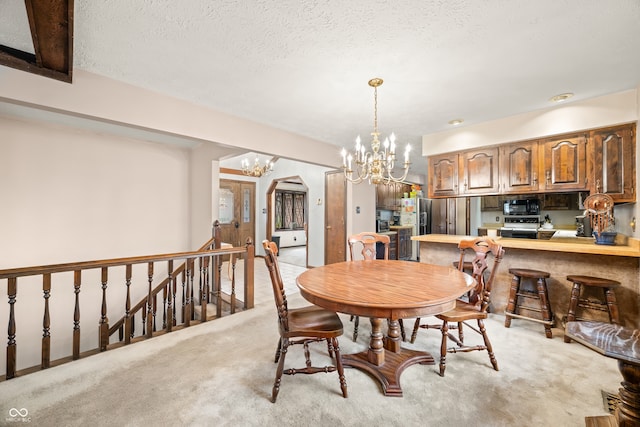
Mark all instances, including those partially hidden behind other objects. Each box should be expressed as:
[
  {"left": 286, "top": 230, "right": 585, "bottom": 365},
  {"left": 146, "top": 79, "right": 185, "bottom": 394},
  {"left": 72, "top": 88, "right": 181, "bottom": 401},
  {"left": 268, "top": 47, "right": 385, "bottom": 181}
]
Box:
[
  {"left": 564, "top": 275, "right": 621, "bottom": 344},
  {"left": 504, "top": 268, "right": 554, "bottom": 338}
]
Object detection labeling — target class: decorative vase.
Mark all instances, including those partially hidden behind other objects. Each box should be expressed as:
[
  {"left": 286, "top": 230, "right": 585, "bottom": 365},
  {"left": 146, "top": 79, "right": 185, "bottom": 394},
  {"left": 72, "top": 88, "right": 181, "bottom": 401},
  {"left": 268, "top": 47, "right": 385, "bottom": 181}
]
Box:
[{"left": 593, "top": 231, "right": 617, "bottom": 245}]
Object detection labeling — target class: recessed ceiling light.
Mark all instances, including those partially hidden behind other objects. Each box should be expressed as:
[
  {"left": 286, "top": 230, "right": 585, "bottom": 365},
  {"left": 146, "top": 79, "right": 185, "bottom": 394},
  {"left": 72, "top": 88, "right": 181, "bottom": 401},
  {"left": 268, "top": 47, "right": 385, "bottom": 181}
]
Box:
[
  {"left": 549, "top": 93, "right": 574, "bottom": 103},
  {"left": 448, "top": 119, "right": 464, "bottom": 126}
]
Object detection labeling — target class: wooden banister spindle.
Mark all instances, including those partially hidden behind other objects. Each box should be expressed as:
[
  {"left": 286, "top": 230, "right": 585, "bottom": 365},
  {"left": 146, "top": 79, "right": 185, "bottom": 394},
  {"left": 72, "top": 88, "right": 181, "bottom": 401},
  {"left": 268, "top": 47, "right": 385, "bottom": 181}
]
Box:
[
  {"left": 152, "top": 292, "right": 157, "bottom": 332},
  {"left": 185, "top": 259, "right": 193, "bottom": 326},
  {"left": 201, "top": 256, "right": 209, "bottom": 321},
  {"left": 99, "top": 267, "right": 109, "bottom": 351},
  {"left": 124, "top": 264, "right": 132, "bottom": 344},
  {"left": 180, "top": 267, "right": 187, "bottom": 324},
  {"left": 146, "top": 262, "right": 154, "bottom": 338},
  {"left": 166, "top": 260, "right": 173, "bottom": 332},
  {"left": 42, "top": 274, "right": 51, "bottom": 368},
  {"left": 171, "top": 265, "right": 177, "bottom": 327},
  {"left": 7, "top": 277, "right": 17, "bottom": 379},
  {"left": 244, "top": 238, "right": 255, "bottom": 309},
  {"left": 73, "top": 270, "right": 81, "bottom": 360},
  {"left": 162, "top": 283, "right": 167, "bottom": 330},
  {"left": 215, "top": 253, "right": 223, "bottom": 318},
  {"left": 230, "top": 255, "right": 237, "bottom": 314}
]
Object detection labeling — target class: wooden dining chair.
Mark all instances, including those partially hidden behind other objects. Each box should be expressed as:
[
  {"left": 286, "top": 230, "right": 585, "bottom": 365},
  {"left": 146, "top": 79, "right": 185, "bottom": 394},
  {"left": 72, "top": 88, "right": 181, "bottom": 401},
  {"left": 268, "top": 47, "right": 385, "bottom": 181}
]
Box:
[
  {"left": 410, "top": 237, "right": 505, "bottom": 376},
  {"left": 262, "top": 240, "right": 348, "bottom": 403},
  {"left": 347, "top": 232, "right": 405, "bottom": 342}
]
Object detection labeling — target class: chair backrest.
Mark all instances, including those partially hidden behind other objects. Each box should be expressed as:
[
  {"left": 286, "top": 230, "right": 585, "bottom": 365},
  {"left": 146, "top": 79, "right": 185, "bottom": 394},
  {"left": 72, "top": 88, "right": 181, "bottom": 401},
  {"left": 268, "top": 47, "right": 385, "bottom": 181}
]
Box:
[
  {"left": 348, "top": 232, "right": 390, "bottom": 260},
  {"left": 262, "top": 240, "right": 289, "bottom": 333},
  {"left": 456, "top": 237, "right": 505, "bottom": 312}
]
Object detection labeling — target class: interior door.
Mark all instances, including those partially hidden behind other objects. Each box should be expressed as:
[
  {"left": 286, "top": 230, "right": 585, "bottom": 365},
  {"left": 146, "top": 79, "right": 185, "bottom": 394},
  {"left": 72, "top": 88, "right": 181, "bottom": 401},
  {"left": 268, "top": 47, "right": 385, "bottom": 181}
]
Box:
[
  {"left": 219, "top": 179, "right": 256, "bottom": 248},
  {"left": 324, "top": 170, "right": 346, "bottom": 264}
]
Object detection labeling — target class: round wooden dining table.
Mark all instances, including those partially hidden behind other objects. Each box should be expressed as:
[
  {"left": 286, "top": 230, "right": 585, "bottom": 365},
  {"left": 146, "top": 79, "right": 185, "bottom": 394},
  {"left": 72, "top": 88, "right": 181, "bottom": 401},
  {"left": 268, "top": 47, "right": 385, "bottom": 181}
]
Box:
[{"left": 296, "top": 259, "right": 474, "bottom": 397}]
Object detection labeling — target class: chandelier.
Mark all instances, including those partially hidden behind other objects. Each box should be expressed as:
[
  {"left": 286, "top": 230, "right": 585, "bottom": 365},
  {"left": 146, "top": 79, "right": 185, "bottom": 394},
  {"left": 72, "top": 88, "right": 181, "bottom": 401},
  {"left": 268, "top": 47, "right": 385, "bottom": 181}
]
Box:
[
  {"left": 241, "top": 156, "right": 274, "bottom": 177},
  {"left": 341, "top": 78, "right": 411, "bottom": 185}
]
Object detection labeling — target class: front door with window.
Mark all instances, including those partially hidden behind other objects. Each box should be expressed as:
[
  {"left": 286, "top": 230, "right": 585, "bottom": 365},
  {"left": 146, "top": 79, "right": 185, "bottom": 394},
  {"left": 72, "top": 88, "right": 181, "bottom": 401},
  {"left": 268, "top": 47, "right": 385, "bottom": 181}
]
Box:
[{"left": 219, "top": 179, "right": 256, "bottom": 248}]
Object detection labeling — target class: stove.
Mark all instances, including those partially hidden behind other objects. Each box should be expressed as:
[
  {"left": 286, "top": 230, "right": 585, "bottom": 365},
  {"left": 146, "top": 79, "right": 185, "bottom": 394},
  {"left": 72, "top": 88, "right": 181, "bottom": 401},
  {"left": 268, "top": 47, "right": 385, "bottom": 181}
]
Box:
[{"left": 500, "top": 215, "right": 540, "bottom": 239}]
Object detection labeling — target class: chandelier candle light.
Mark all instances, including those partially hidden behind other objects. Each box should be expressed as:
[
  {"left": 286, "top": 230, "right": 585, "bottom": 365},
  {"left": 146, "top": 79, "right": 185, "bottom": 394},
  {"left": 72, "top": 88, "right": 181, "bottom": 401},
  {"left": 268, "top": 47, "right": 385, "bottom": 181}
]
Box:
[
  {"left": 241, "top": 156, "right": 274, "bottom": 177},
  {"left": 341, "top": 78, "right": 411, "bottom": 185}
]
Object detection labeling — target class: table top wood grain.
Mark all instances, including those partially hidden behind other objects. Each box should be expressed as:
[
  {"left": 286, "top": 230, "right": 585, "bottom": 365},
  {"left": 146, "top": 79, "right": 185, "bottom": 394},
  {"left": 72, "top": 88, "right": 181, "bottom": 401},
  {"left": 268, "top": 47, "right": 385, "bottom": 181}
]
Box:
[{"left": 296, "top": 260, "right": 474, "bottom": 320}]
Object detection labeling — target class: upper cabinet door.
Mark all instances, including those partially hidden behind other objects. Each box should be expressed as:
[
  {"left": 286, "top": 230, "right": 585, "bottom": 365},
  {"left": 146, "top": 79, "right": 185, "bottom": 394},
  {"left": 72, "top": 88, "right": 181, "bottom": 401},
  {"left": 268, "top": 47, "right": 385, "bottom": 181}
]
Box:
[
  {"left": 428, "top": 153, "right": 459, "bottom": 198},
  {"left": 499, "top": 141, "right": 540, "bottom": 193},
  {"left": 592, "top": 124, "right": 636, "bottom": 203},
  {"left": 541, "top": 135, "right": 589, "bottom": 191},
  {"left": 458, "top": 148, "right": 500, "bottom": 195}
]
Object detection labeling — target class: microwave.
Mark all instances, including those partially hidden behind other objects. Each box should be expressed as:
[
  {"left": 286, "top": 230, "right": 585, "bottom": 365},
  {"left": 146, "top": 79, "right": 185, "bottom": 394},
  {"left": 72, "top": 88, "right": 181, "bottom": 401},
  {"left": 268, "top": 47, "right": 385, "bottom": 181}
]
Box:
[
  {"left": 503, "top": 198, "right": 540, "bottom": 216},
  {"left": 376, "top": 220, "right": 390, "bottom": 233}
]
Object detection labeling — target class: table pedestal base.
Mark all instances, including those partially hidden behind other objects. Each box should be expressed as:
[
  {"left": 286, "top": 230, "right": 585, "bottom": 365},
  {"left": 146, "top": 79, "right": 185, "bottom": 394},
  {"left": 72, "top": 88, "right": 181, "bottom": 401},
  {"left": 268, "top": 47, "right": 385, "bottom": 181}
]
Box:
[{"left": 343, "top": 348, "right": 434, "bottom": 397}]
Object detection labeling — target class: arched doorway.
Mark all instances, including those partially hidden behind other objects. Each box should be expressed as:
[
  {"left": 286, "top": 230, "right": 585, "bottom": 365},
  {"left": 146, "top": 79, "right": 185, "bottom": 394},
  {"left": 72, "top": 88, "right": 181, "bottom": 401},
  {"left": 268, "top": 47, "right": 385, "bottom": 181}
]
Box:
[{"left": 266, "top": 176, "right": 309, "bottom": 267}]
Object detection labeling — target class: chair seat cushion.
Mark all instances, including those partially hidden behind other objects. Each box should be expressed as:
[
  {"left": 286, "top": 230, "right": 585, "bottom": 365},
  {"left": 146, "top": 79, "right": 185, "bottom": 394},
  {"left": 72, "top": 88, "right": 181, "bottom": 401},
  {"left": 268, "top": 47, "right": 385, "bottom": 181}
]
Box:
[
  {"left": 284, "top": 305, "right": 344, "bottom": 338},
  {"left": 436, "top": 300, "right": 487, "bottom": 322}
]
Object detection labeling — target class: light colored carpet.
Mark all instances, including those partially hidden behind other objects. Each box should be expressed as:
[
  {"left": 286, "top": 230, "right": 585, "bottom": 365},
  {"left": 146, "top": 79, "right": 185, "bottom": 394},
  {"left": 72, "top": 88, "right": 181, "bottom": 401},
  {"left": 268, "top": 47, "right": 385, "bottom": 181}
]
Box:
[{"left": 0, "top": 262, "right": 622, "bottom": 426}]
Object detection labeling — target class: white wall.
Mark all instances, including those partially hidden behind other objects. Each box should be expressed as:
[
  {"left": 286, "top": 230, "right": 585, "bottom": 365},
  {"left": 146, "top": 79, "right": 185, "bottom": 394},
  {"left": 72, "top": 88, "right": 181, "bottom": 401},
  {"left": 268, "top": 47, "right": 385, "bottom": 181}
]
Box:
[
  {"left": 0, "top": 114, "right": 192, "bottom": 374},
  {"left": 346, "top": 181, "right": 377, "bottom": 260},
  {"left": 0, "top": 115, "right": 191, "bottom": 267}
]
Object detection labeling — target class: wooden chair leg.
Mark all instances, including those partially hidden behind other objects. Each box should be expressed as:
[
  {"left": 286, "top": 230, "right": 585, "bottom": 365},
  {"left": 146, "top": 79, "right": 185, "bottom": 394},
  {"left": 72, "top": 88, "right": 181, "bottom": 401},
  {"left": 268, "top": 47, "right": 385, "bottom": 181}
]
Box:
[
  {"left": 399, "top": 319, "right": 406, "bottom": 342},
  {"left": 332, "top": 337, "right": 348, "bottom": 398},
  {"left": 410, "top": 317, "right": 421, "bottom": 343},
  {"left": 353, "top": 315, "right": 360, "bottom": 342},
  {"left": 326, "top": 338, "right": 334, "bottom": 359},
  {"left": 439, "top": 320, "right": 448, "bottom": 377},
  {"left": 478, "top": 319, "right": 498, "bottom": 371},
  {"left": 272, "top": 338, "right": 288, "bottom": 403},
  {"left": 274, "top": 339, "right": 282, "bottom": 363}
]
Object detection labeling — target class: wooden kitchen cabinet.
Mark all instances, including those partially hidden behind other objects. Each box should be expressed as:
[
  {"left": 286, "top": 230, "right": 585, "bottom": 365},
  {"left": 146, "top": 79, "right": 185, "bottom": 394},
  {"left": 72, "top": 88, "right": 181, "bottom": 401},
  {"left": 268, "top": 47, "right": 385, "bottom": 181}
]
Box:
[
  {"left": 376, "top": 182, "right": 413, "bottom": 209},
  {"left": 591, "top": 123, "right": 636, "bottom": 203},
  {"left": 428, "top": 153, "right": 459, "bottom": 198},
  {"left": 396, "top": 227, "right": 412, "bottom": 260},
  {"left": 540, "top": 134, "right": 589, "bottom": 192},
  {"left": 480, "top": 195, "right": 503, "bottom": 211},
  {"left": 500, "top": 141, "right": 540, "bottom": 193},
  {"left": 458, "top": 147, "right": 500, "bottom": 195},
  {"left": 376, "top": 232, "right": 397, "bottom": 260},
  {"left": 541, "top": 193, "right": 579, "bottom": 210}
]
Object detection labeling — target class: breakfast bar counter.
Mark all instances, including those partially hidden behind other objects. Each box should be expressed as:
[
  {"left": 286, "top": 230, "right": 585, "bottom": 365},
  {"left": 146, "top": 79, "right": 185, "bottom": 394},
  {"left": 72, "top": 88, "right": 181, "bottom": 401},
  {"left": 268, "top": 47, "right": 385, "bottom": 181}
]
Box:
[{"left": 413, "top": 234, "right": 640, "bottom": 329}]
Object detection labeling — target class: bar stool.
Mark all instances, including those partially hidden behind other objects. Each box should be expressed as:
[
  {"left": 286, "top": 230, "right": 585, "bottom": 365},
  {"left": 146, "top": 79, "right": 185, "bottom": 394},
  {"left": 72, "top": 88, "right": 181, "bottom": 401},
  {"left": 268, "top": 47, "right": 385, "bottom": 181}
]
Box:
[
  {"left": 563, "top": 275, "right": 620, "bottom": 343},
  {"left": 504, "top": 268, "right": 554, "bottom": 338}
]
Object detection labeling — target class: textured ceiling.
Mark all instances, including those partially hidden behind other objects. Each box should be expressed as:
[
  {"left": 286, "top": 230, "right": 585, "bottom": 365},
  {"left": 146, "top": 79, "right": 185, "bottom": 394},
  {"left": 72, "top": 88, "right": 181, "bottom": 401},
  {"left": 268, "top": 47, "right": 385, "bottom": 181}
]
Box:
[{"left": 1, "top": 0, "right": 640, "bottom": 168}]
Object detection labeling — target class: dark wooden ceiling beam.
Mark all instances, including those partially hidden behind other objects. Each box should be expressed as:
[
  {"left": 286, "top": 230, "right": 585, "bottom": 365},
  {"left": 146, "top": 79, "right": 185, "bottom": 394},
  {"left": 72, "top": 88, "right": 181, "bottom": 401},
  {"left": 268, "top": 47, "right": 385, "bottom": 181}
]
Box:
[{"left": 0, "top": 0, "right": 73, "bottom": 83}]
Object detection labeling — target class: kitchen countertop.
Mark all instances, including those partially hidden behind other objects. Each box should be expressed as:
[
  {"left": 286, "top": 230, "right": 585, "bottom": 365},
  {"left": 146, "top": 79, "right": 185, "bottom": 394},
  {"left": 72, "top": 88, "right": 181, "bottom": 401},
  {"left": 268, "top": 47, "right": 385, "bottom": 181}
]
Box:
[
  {"left": 389, "top": 225, "right": 414, "bottom": 229},
  {"left": 412, "top": 233, "right": 640, "bottom": 257}
]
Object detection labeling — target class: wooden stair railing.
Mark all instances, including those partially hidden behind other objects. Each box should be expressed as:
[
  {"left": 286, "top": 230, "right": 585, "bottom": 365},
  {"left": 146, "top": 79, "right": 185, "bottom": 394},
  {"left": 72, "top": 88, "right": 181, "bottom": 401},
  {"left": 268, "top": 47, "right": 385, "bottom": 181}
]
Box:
[{"left": 1, "top": 221, "right": 254, "bottom": 381}]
